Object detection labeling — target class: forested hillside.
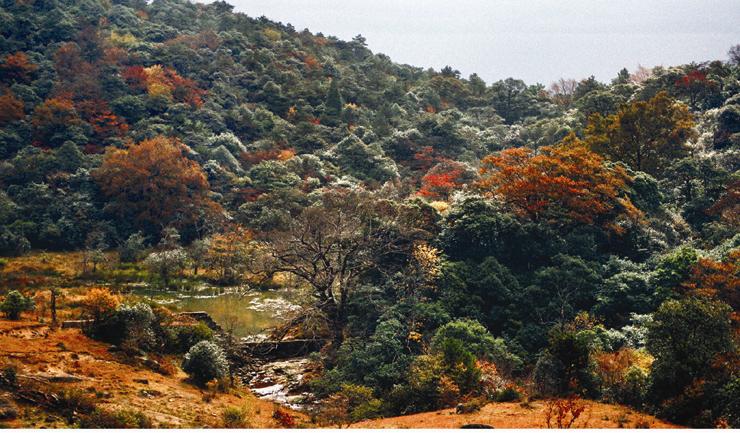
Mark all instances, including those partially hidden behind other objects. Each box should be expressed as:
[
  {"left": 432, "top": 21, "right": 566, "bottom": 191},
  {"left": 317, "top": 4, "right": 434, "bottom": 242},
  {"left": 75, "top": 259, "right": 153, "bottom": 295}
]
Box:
[{"left": 0, "top": 0, "right": 738, "bottom": 428}]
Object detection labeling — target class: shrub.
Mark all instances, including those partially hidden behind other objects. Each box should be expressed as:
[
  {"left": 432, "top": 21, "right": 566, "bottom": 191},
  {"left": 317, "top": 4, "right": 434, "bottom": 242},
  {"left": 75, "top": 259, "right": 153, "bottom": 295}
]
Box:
[
  {"left": 165, "top": 322, "right": 213, "bottom": 353},
  {"left": 86, "top": 302, "right": 155, "bottom": 350},
  {"left": 439, "top": 338, "right": 481, "bottom": 394},
  {"left": 543, "top": 395, "right": 588, "bottom": 429},
  {"left": 79, "top": 408, "right": 153, "bottom": 428},
  {"left": 647, "top": 298, "right": 735, "bottom": 426},
  {"left": 610, "top": 366, "right": 648, "bottom": 407},
  {"left": 118, "top": 232, "right": 147, "bottom": 263},
  {"left": 0, "top": 290, "right": 34, "bottom": 319},
  {"left": 117, "top": 302, "right": 156, "bottom": 352},
  {"left": 1, "top": 364, "right": 18, "bottom": 386},
  {"left": 316, "top": 383, "right": 382, "bottom": 427},
  {"left": 431, "top": 319, "right": 522, "bottom": 374},
  {"left": 221, "top": 406, "right": 251, "bottom": 428},
  {"left": 537, "top": 326, "right": 600, "bottom": 397},
  {"left": 181, "top": 340, "right": 229, "bottom": 386},
  {"left": 80, "top": 288, "right": 120, "bottom": 322},
  {"left": 455, "top": 396, "right": 487, "bottom": 414},
  {"left": 57, "top": 388, "right": 96, "bottom": 421},
  {"left": 532, "top": 352, "right": 564, "bottom": 397},
  {"left": 272, "top": 406, "right": 296, "bottom": 428},
  {"left": 494, "top": 385, "right": 522, "bottom": 402},
  {"left": 0, "top": 227, "right": 30, "bottom": 257}
]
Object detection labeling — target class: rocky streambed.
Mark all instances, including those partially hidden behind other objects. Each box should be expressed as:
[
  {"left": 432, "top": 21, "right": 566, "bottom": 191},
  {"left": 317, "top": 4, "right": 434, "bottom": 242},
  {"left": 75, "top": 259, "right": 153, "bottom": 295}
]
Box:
[{"left": 237, "top": 357, "right": 320, "bottom": 410}]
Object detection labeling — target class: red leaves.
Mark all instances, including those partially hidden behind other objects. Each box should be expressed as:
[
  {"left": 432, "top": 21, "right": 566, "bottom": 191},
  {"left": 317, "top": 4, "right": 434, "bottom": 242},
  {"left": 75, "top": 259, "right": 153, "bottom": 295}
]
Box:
[
  {"left": 418, "top": 160, "right": 471, "bottom": 200},
  {"left": 122, "top": 65, "right": 148, "bottom": 91},
  {"left": 544, "top": 395, "right": 588, "bottom": 428},
  {"left": 675, "top": 69, "right": 708, "bottom": 88}
]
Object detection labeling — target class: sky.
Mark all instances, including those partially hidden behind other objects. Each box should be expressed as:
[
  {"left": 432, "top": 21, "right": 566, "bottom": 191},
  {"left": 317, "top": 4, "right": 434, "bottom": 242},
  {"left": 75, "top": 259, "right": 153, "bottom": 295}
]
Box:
[{"left": 214, "top": 0, "right": 740, "bottom": 85}]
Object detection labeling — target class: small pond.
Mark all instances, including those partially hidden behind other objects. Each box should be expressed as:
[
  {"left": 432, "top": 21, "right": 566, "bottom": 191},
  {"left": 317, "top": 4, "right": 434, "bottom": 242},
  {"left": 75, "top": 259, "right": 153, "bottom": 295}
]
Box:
[{"left": 132, "top": 287, "right": 302, "bottom": 337}]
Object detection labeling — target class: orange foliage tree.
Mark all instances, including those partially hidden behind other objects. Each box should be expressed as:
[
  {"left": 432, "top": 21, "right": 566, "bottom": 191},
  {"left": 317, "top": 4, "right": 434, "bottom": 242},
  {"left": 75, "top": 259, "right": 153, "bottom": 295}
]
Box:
[
  {"left": 0, "top": 52, "right": 37, "bottom": 82},
  {"left": 31, "top": 97, "right": 82, "bottom": 147},
  {"left": 0, "top": 90, "right": 24, "bottom": 125},
  {"left": 682, "top": 250, "right": 739, "bottom": 310},
  {"left": 123, "top": 65, "right": 205, "bottom": 107},
  {"left": 93, "top": 136, "right": 221, "bottom": 231},
  {"left": 477, "top": 134, "right": 641, "bottom": 231}
]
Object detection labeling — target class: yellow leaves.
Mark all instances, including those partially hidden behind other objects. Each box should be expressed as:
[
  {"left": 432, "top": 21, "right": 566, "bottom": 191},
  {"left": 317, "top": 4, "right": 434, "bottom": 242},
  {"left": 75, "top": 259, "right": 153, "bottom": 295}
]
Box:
[
  {"left": 108, "top": 31, "right": 139, "bottom": 48},
  {"left": 143, "top": 65, "right": 172, "bottom": 99},
  {"left": 262, "top": 28, "right": 282, "bottom": 41},
  {"left": 408, "top": 331, "right": 423, "bottom": 342},
  {"left": 412, "top": 242, "right": 442, "bottom": 281},
  {"left": 146, "top": 81, "right": 173, "bottom": 99},
  {"left": 286, "top": 105, "right": 297, "bottom": 120},
  {"left": 429, "top": 201, "right": 450, "bottom": 214}
]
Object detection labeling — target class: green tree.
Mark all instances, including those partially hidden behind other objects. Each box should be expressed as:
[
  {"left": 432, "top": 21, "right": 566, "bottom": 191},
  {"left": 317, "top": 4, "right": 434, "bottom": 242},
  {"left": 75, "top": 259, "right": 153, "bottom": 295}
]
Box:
[
  {"left": 647, "top": 298, "right": 735, "bottom": 426},
  {"left": 324, "top": 78, "right": 343, "bottom": 123},
  {"left": 182, "top": 340, "right": 229, "bottom": 387},
  {"left": 0, "top": 290, "right": 34, "bottom": 320}
]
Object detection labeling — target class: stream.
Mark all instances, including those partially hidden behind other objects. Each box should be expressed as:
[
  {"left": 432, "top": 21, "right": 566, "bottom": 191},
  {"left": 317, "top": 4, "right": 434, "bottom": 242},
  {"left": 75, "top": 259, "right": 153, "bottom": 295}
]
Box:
[{"left": 134, "top": 286, "right": 318, "bottom": 409}]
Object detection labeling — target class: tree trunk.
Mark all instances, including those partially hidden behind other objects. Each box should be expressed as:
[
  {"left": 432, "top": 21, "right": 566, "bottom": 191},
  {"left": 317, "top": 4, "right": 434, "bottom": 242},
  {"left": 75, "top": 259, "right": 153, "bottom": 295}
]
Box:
[{"left": 50, "top": 289, "right": 57, "bottom": 327}]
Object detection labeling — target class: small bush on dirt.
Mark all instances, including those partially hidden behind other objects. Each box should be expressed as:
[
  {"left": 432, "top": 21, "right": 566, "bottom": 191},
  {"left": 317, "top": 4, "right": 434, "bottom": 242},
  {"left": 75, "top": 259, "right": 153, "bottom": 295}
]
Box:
[
  {"left": 221, "top": 406, "right": 251, "bottom": 428},
  {"left": 272, "top": 406, "right": 296, "bottom": 428},
  {"left": 494, "top": 385, "right": 522, "bottom": 402},
  {"left": 0, "top": 290, "right": 34, "bottom": 319},
  {"left": 544, "top": 395, "right": 589, "bottom": 428},
  {"left": 56, "top": 388, "right": 96, "bottom": 421},
  {"left": 165, "top": 322, "right": 213, "bottom": 353},
  {"left": 181, "top": 340, "right": 228, "bottom": 387},
  {"left": 0, "top": 364, "right": 18, "bottom": 386},
  {"left": 80, "top": 288, "right": 120, "bottom": 322},
  {"left": 455, "top": 397, "right": 487, "bottom": 414},
  {"left": 79, "top": 408, "right": 153, "bottom": 428},
  {"left": 118, "top": 302, "right": 156, "bottom": 350},
  {"left": 316, "top": 383, "right": 382, "bottom": 427}
]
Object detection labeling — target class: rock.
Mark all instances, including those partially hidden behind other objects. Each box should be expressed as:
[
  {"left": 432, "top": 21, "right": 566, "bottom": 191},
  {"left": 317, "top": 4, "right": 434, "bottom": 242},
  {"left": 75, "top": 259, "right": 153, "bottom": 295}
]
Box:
[
  {"left": 461, "top": 424, "right": 494, "bottom": 429},
  {"left": 138, "top": 389, "right": 162, "bottom": 398},
  {"left": 134, "top": 378, "right": 149, "bottom": 385},
  {"left": 35, "top": 372, "right": 84, "bottom": 383},
  {"left": 252, "top": 384, "right": 284, "bottom": 397},
  {"left": 0, "top": 398, "right": 18, "bottom": 420}
]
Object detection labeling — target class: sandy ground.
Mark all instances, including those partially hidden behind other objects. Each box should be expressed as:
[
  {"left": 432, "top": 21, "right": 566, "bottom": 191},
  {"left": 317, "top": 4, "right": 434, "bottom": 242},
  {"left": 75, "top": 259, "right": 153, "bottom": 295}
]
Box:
[{"left": 352, "top": 400, "right": 679, "bottom": 429}]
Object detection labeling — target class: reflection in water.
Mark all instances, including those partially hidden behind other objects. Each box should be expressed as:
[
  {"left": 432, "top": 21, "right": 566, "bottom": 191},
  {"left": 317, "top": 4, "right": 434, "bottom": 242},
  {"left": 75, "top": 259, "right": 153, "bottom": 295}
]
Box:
[{"left": 135, "top": 288, "right": 301, "bottom": 337}]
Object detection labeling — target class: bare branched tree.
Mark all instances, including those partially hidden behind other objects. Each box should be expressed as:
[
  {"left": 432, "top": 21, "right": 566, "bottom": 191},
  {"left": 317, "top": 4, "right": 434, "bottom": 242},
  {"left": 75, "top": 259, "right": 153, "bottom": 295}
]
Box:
[{"left": 261, "top": 189, "right": 413, "bottom": 347}]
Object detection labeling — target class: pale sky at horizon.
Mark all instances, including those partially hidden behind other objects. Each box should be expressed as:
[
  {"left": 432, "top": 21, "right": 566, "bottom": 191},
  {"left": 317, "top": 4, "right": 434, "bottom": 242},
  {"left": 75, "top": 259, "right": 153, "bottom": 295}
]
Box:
[{"left": 211, "top": 0, "right": 740, "bottom": 85}]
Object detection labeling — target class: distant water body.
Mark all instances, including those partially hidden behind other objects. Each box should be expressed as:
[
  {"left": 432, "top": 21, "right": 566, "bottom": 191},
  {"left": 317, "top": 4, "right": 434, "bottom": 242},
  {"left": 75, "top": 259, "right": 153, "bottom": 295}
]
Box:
[{"left": 220, "top": 0, "right": 740, "bottom": 84}]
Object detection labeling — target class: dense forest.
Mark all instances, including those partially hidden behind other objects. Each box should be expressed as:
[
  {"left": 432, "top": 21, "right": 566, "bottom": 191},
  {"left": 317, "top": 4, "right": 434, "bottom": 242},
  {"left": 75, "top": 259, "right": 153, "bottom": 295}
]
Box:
[{"left": 0, "top": 0, "right": 738, "bottom": 428}]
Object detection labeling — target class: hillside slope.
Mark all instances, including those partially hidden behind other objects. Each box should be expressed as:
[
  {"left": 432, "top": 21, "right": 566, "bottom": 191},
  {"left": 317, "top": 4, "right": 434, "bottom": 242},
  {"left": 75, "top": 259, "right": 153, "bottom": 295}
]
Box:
[{"left": 0, "top": 317, "right": 306, "bottom": 428}]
